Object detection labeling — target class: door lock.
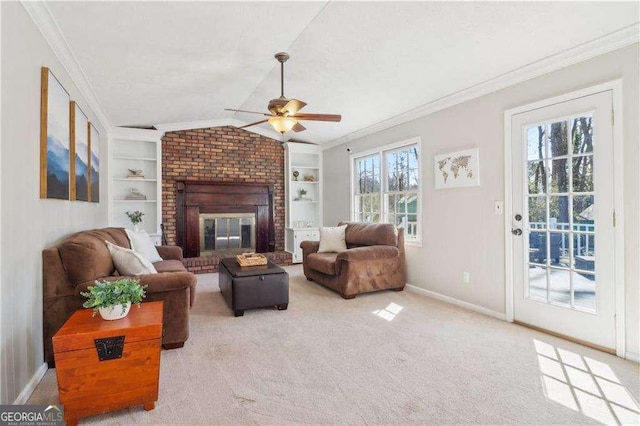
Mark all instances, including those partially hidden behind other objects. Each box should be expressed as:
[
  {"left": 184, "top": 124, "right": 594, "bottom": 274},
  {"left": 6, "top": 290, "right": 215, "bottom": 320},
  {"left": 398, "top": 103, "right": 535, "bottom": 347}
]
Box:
[
  {"left": 511, "top": 228, "right": 523, "bottom": 236},
  {"left": 514, "top": 214, "right": 522, "bottom": 221}
]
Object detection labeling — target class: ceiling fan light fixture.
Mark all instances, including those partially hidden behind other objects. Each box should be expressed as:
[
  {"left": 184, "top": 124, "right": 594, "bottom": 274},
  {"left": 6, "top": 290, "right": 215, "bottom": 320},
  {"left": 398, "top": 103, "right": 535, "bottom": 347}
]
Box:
[{"left": 269, "top": 116, "right": 297, "bottom": 133}]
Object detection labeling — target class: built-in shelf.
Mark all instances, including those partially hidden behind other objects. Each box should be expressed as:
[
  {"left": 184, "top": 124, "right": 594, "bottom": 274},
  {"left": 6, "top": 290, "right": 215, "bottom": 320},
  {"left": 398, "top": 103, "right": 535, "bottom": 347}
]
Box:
[
  {"left": 285, "top": 142, "right": 323, "bottom": 263},
  {"left": 110, "top": 129, "right": 163, "bottom": 237}
]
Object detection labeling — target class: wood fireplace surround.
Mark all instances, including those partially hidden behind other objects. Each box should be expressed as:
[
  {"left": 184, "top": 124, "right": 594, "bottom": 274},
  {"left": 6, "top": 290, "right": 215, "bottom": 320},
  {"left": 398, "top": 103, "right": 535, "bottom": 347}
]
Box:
[{"left": 175, "top": 181, "right": 275, "bottom": 258}]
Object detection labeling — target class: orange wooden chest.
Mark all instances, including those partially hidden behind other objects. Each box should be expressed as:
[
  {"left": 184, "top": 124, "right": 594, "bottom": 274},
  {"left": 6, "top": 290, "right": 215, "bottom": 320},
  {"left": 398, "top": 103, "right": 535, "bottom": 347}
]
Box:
[{"left": 53, "top": 301, "right": 163, "bottom": 426}]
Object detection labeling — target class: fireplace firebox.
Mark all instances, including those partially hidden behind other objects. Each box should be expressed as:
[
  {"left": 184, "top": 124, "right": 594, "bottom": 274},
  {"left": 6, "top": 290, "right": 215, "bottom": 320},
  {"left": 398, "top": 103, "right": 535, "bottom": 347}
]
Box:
[{"left": 176, "top": 181, "right": 275, "bottom": 258}]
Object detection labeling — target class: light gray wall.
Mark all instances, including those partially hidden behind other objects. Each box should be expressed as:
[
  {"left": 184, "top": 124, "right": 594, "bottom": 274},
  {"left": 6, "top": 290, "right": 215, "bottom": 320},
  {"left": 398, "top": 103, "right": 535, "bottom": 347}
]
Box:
[
  {"left": 323, "top": 44, "right": 639, "bottom": 357},
  {"left": 1, "top": 3, "right": 109, "bottom": 403}
]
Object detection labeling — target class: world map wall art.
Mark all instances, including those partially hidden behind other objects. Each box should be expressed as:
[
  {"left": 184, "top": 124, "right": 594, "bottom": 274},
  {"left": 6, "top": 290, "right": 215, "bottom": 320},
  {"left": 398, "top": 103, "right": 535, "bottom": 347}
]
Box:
[
  {"left": 40, "top": 67, "right": 71, "bottom": 199},
  {"left": 434, "top": 148, "right": 480, "bottom": 189}
]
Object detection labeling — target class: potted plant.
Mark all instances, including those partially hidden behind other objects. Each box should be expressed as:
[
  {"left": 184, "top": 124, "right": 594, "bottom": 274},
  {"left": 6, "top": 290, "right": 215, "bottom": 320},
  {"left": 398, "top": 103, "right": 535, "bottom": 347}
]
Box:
[
  {"left": 126, "top": 210, "right": 144, "bottom": 231},
  {"left": 297, "top": 188, "right": 308, "bottom": 201},
  {"left": 81, "top": 278, "right": 147, "bottom": 320}
]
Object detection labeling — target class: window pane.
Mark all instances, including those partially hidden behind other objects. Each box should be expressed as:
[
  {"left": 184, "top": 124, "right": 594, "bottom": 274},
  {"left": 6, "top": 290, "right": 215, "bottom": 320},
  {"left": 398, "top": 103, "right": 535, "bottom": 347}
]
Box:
[
  {"left": 548, "top": 121, "right": 568, "bottom": 157},
  {"left": 573, "top": 195, "right": 594, "bottom": 228},
  {"left": 527, "top": 125, "right": 546, "bottom": 161},
  {"left": 549, "top": 196, "right": 569, "bottom": 228},
  {"left": 528, "top": 161, "right": 547, "bottom": 194},
  {"left": 528, "top": 265, "right": 547, "bottom": 302},
  {"left": 529, "top": 231, "right": 547, "bottom": 265},
  {"left": 528, "top": 196, "right": 546, "bottom": 228},
  {"left": 550, "top": 159, "right": 569, "bottom": 193},
  {"left": 571, "top": 116, "right": 593, "bottom": 155},
  {"left": 573, "top": 271, "right": 595, "bottom": 311},
  {"left": 573, "top": 155, "right": 593, "bottom": 193}
]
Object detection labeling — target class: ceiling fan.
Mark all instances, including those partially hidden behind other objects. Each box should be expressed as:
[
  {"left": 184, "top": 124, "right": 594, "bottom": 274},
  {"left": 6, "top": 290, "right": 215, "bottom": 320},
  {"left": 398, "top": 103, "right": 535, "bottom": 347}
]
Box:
[{"left": 226, "top": 52, "right": 341, "bottom": 134}]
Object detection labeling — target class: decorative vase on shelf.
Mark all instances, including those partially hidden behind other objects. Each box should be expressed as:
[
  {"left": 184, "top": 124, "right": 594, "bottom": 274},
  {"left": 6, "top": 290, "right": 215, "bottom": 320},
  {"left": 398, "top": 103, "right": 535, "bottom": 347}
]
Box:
[{"left": 98, "top": 302, "right": 131, "bottom": 321}]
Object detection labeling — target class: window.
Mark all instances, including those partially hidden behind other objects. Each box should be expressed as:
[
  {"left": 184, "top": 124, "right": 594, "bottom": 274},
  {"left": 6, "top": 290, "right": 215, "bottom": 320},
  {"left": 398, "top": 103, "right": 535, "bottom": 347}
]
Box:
[{"left": 352, "top": 138, "right": 421, "bottom": 244}]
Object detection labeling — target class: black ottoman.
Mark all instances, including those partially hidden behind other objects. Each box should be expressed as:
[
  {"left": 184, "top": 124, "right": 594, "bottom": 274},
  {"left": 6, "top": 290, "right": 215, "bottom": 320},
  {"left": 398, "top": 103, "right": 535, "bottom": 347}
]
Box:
[{"left": 218, "top": 258, "right": 289, "bottom": 317}]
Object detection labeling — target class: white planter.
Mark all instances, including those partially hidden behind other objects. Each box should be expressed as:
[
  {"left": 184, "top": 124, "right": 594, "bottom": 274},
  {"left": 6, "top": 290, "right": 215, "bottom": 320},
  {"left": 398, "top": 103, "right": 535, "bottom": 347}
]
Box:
[{"left": 98, "top": 301, "right": 131, "bottom": 321}]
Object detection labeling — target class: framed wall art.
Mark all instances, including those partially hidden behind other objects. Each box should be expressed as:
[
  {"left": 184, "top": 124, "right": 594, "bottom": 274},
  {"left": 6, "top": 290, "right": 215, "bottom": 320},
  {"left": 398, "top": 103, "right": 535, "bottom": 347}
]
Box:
[
  {"left": 88, "top": 123, "right": 100, "bottom": 203},
  {"left": 40, "top": 67, "right": 71, "bottom": 199},
  {"left": 434, "top": 148, "right": 480, "bottom": 189},
  {"left": 70, "top": 102, "right": 90, "bottom": 201}
]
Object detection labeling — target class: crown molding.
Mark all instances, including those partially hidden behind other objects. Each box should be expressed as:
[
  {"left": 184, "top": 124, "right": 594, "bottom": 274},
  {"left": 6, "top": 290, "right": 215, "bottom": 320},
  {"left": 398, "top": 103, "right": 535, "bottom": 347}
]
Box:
[
  {"left": 21, "top": 1, "right": 112, "bottom": 130},
  {"left": 322, "top": 23, "right": 640, "bottom": 151},
  {"left": 109, "top": 127, "right": 163, "bottom": 142},
  {"left": 154, "top": 118, "right": 285, "bottom": 141}
]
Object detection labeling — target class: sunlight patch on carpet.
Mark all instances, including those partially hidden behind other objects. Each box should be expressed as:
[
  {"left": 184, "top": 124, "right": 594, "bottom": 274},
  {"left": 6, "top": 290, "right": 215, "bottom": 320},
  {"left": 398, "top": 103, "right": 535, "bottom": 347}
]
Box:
[
  {"left": 372, "top": 302, "right": 403, "bottom": 321},
  {"left": 535, "top": 339, "right": 640, "bottom": 425}
]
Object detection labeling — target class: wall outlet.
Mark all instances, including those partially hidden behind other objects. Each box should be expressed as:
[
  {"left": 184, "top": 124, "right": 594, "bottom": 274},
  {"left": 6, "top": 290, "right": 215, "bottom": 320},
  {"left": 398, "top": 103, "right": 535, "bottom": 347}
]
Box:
[
  {"left": 494, "top": 201, "right": 504, "bottom": 215},
  {"left": 463, "top": 272, "right": 470, "bottom": 284}
]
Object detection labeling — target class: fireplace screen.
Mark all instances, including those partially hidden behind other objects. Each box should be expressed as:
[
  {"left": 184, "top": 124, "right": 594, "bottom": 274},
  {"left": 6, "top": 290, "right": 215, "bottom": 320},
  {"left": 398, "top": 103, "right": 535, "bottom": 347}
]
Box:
[{"left": 199, "top": 213, "right": 256, "bottom": 254}]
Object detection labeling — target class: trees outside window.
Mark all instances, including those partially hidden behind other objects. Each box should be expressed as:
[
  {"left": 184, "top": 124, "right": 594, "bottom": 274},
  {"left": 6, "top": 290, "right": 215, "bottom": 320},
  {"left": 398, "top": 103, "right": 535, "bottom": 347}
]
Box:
[{"left": 352, "top": 138, "right": 421, "bottom": 243}]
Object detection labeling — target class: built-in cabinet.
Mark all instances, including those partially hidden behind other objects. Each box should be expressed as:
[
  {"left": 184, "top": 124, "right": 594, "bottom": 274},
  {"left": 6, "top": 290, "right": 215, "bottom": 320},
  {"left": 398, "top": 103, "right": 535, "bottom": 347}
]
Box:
[
  {"left": 109, "top": 129, "right": 163, "bottom": 244},
  {"left": 284, "top": 142, "right": 322, "bottom": 263}
]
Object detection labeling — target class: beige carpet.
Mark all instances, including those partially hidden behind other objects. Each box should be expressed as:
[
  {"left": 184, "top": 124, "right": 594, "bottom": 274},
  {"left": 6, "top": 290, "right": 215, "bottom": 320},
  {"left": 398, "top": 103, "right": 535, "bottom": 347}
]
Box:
[{"left": 29, "top": 265, "right": 640, "bottom": 425}]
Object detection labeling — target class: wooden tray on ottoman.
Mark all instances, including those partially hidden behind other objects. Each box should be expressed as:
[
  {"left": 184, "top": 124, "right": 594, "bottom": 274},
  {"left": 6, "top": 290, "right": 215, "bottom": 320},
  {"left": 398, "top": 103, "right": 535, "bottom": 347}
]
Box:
[
  {"left": 53, "top": 301, "right": 163, "bottom": 426},
  {"left": 236, "top": 252, "right": 268, "bottom": 266}
]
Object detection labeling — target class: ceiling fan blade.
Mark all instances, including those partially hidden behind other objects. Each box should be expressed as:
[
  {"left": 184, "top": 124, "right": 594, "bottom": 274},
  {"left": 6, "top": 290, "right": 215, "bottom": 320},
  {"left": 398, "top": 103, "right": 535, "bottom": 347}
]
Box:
[
  {"left": 292, "top": 122, "right": 306, "bottom": 132},
  {"left": 118, "top": 124, "right": 157, "bottom": 130},
  {"left": 293, "top": 113, "right": 341, "bottom": 122},
  {"left": 225, "top": 108, "right": 271, "bottom": 117},
  {"left": 239, "top": 119, "right": 270, "bottom": 129},
  {"left": 281, "top": 99, "right": 307, "bottom": 116}
]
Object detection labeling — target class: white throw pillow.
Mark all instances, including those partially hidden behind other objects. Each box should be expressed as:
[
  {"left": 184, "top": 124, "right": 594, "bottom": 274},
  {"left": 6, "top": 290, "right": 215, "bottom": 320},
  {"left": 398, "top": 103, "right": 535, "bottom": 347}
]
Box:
[
  {"left": 105, "top": 240, "right": 157, "bottom": 275},
  {"left": 318, "top": 225, "right": 348, "bottom": 253},
  {"left": 125, "top": 229, "right": 163, "bottom": 263}
]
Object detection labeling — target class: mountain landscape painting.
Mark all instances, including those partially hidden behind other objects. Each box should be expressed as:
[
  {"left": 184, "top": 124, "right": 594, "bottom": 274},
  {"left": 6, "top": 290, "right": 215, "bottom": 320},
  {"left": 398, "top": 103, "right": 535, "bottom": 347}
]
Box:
[
  {"left": 72, "top": 103, "right": 89, "bottom": 201},
  {"left": 89, "top": 123, "right": 100, "bottom": 203},
  {"left": 40, "top": 68, "right": 70, "bottom": 200}
]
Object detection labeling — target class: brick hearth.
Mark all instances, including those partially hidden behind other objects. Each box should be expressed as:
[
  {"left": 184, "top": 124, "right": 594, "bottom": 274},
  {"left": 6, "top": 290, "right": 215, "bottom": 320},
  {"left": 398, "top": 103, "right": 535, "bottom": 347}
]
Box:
[
  {"left": 183, "top": 251, "right": 292, "bottom": 274},
  {"left": 162, "top": 126, "right": 291, "bottom": 271}
]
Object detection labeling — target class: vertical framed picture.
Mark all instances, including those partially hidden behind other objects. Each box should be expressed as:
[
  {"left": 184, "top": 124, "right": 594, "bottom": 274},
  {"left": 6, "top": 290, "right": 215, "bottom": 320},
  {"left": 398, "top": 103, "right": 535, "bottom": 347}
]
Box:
[
  {"left": 88, "top": 123, "right": 100, "bottom": 203},
  {"left": 40, "top": 67, "right": 71, "bottom": 199},
  {"left": 70, "top": 102, "right": 89, "bottom": 201}
]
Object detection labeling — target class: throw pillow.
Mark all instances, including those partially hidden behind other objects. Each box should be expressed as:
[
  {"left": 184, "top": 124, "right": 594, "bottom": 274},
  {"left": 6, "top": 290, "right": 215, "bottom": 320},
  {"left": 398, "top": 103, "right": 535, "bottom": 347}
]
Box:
[
  {"left": 318, "top": 224, "right": 348, "bottom": 253},
  {"left": 125, "top": 229, "right": 163, "bottom": 263},
  {"left": 105, "top": 240, "right": 157, "bottom": 276}
]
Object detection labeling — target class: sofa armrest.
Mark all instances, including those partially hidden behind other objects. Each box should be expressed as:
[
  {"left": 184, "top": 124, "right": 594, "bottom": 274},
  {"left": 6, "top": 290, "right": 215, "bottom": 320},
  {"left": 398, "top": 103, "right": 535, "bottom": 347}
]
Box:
[
  {"left": 300, "top": 240, "right": 320, "bottom": 254},
  {"left": 75, "top": 271, "right": 197, "bottom": 307},
  {"left": 336, "top": 245, "right": 400, "bottom": 262},
  {"left": 156, "top": 245, "right": 183, "bottom": 261}
]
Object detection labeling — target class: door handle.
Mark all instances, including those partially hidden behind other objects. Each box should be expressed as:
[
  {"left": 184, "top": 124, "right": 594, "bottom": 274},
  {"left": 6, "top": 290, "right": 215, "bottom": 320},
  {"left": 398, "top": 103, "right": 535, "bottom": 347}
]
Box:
[{"left": 512, "top": 228, "right": 523, "bottom": 236}]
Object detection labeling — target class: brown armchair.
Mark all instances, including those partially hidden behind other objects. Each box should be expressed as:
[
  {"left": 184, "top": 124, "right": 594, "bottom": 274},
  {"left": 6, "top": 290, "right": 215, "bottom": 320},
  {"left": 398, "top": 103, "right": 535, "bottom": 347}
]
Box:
[
  {"left": 43, "top": 227, "right": 197, "bottom": 367},
  {"left": 301, "top": 222, "right": 407, "bottom": 299}
]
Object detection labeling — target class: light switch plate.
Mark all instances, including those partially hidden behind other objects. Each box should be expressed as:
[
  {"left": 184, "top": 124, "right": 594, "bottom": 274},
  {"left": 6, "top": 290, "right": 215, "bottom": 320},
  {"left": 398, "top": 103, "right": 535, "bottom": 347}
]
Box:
[{"left": 494, "top": 201, "right": 504, "bottom": 215}]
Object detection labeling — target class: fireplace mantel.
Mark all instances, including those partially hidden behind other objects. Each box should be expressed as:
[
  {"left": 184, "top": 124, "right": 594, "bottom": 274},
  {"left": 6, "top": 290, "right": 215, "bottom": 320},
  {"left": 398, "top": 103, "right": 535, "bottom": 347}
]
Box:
[{"left": 175, "top": 181, "right": 275, "bottom": 258}]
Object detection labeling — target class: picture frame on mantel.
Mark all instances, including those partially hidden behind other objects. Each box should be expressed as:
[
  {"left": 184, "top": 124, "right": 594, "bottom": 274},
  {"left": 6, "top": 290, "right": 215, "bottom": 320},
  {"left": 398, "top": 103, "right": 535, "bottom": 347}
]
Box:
[
  {"left": 70, "top": 102, "right": 90, "bottom": 201},
  {"left": 88, "top": 123, "right": 100, "bottom": 203},
  {"left": 40, "top": 67, "right": 71, "bottom": 200}
]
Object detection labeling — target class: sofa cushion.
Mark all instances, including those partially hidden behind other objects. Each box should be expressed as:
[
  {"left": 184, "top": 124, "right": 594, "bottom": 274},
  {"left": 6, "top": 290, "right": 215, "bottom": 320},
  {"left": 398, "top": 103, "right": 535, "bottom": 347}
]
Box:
[
  {"left": 318, "top": 225, "right": 348, "bottom": 253},
  {"left": 59, "top": 228, "right": 130, "bottom": 287},
  {"left": 153, "top": 259, "right": 188, "bottom": 273},
  {"left": 125, "top": 229, "right": 163, "bottom": 263},
  {"left": 306, "top": 252, "right": 339, "bottom": 276},
  {"left": 339, "top": 222, "right": 398, "bottom": 247},
  {"left": 106, "top": 241, "right": 157, "bottom": 275}
]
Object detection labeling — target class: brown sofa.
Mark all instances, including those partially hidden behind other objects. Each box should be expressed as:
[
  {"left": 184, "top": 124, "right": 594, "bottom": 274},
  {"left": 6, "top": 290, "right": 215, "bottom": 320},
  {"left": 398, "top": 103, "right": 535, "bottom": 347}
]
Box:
[
  {"left": 43, "top": 227, "right": 197, "bottom": 367},
  {"left": 301, "top": 222, "right": 407, "bottom": 299}
]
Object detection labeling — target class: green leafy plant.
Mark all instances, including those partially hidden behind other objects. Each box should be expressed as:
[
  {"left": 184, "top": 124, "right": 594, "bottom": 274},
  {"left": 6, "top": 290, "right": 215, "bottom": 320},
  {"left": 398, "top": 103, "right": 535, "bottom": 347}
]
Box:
[
  {"left": 126, "top": 210, "right": 144, "bottom": 225},
  {"left": 298, "top": 189, "right": 307, "bottom": 197},
  {"left": 81, "top": 278, "right": 147, "bottom": 316}
]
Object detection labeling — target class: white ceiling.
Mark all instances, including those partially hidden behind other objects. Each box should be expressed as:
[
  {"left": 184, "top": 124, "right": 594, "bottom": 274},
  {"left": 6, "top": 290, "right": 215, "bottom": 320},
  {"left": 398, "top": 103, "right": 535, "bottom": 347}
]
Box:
[{"left": 46, "top": 1, "right": 639, "bottom": 145}]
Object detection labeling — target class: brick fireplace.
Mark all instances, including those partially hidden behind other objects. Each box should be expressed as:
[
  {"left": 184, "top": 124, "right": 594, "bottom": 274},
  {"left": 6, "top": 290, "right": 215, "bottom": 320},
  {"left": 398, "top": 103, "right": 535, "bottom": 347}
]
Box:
[{"left": 162, "top": 126, "right": 291, "bottom": 272}]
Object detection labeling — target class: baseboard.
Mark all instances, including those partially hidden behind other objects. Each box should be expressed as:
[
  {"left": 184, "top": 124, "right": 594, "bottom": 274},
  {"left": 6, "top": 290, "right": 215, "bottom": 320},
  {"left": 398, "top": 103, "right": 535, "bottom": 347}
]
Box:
[
  {"left": 405, "top": 284, "right": 507, "bottom": 321},
  {"left": 13, "top": 363, "right": 48, "bottom": 404},
  {"left": 626, "top": 352, "right": 640, "bottom": 363}
]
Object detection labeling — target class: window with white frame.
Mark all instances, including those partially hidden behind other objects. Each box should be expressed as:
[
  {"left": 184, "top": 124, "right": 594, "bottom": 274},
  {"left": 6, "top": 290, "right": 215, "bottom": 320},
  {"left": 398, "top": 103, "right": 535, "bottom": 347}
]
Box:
[{"left": 352, "top": 138, "right": 421, "bottom": 243}]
